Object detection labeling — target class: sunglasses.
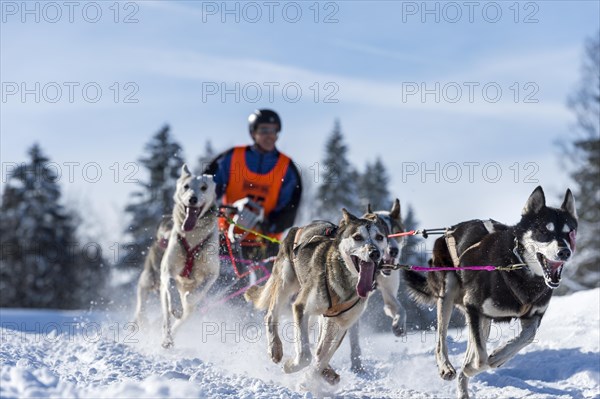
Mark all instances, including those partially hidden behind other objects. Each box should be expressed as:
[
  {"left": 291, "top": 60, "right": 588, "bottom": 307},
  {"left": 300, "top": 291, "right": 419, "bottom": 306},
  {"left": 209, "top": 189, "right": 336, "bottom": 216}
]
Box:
[{"left": 256, "top": 127, "right": 279, "bottom": 135}]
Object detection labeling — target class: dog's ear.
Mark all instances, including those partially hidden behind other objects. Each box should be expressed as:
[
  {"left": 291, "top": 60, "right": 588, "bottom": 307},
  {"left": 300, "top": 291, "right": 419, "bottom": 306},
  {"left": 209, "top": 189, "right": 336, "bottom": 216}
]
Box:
[
  {"left": 341, "top": 208, "right": 358, "bottom": 225},
  {"left": 522, "top": 186, "right": 546, "bottom": 215},
  {"left": 181, "top": 164, "right": 192, "bottom": 177},
  {"left": 561, "top": 189, "right": 578, "bottom": 220},
  {"left": 390, "top": 198, "right": 401, "bottom": 221},
  {"left": 366, "top": 203, "right": 373, "bottom": 214}
]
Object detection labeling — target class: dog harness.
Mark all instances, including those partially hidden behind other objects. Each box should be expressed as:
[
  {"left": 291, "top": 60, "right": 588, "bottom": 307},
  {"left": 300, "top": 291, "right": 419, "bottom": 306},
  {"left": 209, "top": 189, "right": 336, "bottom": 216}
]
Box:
[
  {"left": 177, "top": 234, "right": 213, "bottom": 279},
  {"left": 446, "top": 219, "right": 501, "bottom": 266},
  {"left": 220, "top": 146, "right": 291, "bottom": 241},
  {"left": 322, "top": 274, "right": 363, "bottom": 318}
]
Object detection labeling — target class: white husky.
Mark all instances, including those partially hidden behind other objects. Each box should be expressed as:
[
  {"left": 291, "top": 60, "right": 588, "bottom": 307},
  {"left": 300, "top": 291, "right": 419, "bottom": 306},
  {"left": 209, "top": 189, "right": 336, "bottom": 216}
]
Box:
[{"left": 159, "top": 164, "right": 220, "bottom": 348}]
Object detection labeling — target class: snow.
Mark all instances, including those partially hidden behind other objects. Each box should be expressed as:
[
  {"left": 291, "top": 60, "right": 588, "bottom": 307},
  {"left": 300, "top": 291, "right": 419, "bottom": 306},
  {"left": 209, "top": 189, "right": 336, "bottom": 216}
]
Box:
[{"left": 1, "top": 289, "right": 599, "bottom": 399}]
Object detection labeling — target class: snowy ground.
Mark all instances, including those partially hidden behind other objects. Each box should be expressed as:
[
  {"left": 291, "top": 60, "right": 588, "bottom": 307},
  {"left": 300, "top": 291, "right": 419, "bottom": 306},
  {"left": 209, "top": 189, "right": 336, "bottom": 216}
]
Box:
[{"left": 1, "top": 289, "right": 599, "bottom": 399}]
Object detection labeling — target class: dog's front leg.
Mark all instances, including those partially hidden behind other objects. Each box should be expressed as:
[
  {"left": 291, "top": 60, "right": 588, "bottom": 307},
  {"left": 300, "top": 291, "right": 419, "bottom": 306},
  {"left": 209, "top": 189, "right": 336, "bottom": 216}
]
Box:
[
  {"left": 436, "top": 273, "right": 459, "bottom": 380},
  {"left": 160, "top": 279, "right": 174, "bottom": 349},
  {"left": 314, "top": 317, "right": 347, "bottom": 385},
  {"left": 134, "top": 269, "right": 152, "bottom": 327},
  {"left": 349, "top": 321, "right": 363, "bottom": 373},
  {"left": 173, "top": 271, "right": 218, "bottom": 333},
  {"left": 457, "top": 307, "right": 491, "bottom": 399},
  {"left": 283, "top": 295, "right": 312, "bottom": 373},
  {"left": 378, "top": 271, "right": 406, "bottom": 336},
  {"left": 488, "top": 315, "right": 540, "bottom": 369}
]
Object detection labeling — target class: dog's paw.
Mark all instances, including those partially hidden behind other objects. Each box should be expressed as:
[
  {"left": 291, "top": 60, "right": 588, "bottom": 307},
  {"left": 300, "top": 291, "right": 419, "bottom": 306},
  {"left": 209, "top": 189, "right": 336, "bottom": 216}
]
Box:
[
  {"left": 283, "top": 359, "right": 299, "bottom": 373},
  {"left": 392, "top": 321, "right": 406, "bottom": 337},
  {"left": 161, "top": 338, "right": 174, "bottom": 349},
  {"left": 438, "top": 361, "right": 457, "bottom": 381},
  {"left": 269, "top": 338, "right": 283, "bottom": 364},
  {"left": 350, "top": 360, "right": 365, "bottom": 375},
  {"left": 321, "top": 367, "right": 340, "bottom": 385},
  {"left": 283, "top": 355, "right": 310, "bottom": 374},
  {"left": 171, "top": 307, "right": 183, "bottom": 319},
  {"left": 488, "top": 353, "right": 505, "bottom": 369}
]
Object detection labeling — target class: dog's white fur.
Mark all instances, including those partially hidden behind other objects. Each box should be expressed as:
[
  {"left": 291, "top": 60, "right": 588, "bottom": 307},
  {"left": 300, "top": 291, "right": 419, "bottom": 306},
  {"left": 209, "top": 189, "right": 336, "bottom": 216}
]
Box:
[{"left": 160, "top": 164, "right": 220, "bottom": 348}]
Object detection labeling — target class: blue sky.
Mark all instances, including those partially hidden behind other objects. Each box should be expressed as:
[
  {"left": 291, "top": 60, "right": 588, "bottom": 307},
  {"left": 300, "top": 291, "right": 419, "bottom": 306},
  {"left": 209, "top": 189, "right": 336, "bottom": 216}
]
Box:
[{"left": 1, "top": 0, "right": 599, "bottom": 248}]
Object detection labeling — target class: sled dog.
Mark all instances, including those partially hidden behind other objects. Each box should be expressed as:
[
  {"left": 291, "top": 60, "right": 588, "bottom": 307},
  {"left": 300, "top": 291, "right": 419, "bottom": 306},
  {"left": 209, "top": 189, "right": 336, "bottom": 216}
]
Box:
[
  {"left": 404, "top": 186, "right": 578, "bottom": 399},
  {"left": 349, "top": 199, "right": 408, "bottom": 373},
  {"left": 155, "top": 165, "right": 219, "bottom": 348},
  {"left": 245, "top": 209, "right": 388, "bottom": 385}
]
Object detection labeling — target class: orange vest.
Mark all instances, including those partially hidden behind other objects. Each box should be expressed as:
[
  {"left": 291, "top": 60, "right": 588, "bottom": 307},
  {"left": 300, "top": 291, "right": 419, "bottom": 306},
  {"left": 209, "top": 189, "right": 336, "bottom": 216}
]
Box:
[{"left": 220, "top": 146, "right": 291, "bottom": 239}]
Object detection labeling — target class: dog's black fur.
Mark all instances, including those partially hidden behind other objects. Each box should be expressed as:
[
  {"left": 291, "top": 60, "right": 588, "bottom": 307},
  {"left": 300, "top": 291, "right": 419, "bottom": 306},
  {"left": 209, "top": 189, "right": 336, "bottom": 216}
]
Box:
[{"left": 404, "top": 186, "right": 578, "bottom": 399}]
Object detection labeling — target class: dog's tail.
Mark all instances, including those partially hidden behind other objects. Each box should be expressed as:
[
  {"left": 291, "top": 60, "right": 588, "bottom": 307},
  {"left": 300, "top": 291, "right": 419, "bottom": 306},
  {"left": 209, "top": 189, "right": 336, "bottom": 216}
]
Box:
[
  {"left": 244, "top": 276, "right": 278, "bottom": 310},
  {"left": 245, "top": 227, "right": 298, "bottom": 310},
  {"left": 402, "top": 270, "right": 436, "bottom": 306}
]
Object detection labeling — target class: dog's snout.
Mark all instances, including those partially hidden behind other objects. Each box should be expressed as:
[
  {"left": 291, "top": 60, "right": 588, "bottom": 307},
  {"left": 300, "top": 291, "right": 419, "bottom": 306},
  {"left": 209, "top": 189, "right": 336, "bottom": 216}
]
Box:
[
  {"left": 557, "top": 247, "right": 571, "bottom": 261},
  {"left": 189, "top": 196, "right": 198, "bottom": 205},
  {"left": 369, "top": 247, "right": 380, "bottom": 261},
  {"left": 389, "top": 246, "right": 399, "bottom": 259}
]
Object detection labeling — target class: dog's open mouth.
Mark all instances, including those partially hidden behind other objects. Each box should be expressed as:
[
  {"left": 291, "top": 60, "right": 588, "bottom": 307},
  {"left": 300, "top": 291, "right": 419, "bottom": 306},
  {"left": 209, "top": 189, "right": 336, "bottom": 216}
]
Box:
[
  {"left": 536, "top": 253, "right": 564, "bottom": 289},
  {"left": 382, "top": 253, "right": 398, "bottom": 266},
  {"left": 351, "top": 255, "right": 375, "bottom": 298},
  {"left": 182, "top": 206, "right": 201, "bottom": 232}
]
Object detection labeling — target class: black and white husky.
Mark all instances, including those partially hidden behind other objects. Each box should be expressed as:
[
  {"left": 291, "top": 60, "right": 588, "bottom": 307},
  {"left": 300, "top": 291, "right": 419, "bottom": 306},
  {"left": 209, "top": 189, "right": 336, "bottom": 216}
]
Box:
[{"left": 404, "top": 186, "right": 578, "bottom": 399}]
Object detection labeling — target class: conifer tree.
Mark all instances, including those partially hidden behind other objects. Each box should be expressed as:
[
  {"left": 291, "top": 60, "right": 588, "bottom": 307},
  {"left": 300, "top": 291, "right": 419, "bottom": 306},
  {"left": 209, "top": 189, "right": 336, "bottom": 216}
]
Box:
[
  {"left": 358, "top": 157, "right": 391, "bottom": 211},
  {"left": 120, "top": 125, "right": 184, "bottom": 269},
  {"left": 0, "top": 144, "right": 104, "bottom": 308},
  {"left": 315, "top": 119, "right": 360, "bottom": 222},
  {"left": 563, "top": 31, "right": 600, "bottom": 291}
]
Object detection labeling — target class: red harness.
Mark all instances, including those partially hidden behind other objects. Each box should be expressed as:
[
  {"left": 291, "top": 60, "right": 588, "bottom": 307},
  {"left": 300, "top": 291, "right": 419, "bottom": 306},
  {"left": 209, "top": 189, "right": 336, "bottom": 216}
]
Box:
[{"left": 177, "top": 234, "right": 213, "bottom": 278}]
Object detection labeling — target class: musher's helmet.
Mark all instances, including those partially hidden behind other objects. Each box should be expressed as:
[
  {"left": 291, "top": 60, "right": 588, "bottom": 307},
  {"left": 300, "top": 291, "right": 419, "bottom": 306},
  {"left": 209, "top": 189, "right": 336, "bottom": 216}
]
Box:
[{"left": 248, "top": 109, "right": 281, "bottom": 134}]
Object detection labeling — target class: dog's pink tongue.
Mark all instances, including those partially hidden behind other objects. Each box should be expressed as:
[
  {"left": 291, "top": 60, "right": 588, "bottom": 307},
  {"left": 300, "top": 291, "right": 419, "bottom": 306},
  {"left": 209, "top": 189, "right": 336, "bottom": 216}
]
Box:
[
  {"left": 356, "top": 260, "right": 375, "bottom": 298},
  {"left": 182, "top": 207, "right": 200, "bottom": 232},
  {"left": 548, "top": 259, "right": 564, "bottom": 272}
]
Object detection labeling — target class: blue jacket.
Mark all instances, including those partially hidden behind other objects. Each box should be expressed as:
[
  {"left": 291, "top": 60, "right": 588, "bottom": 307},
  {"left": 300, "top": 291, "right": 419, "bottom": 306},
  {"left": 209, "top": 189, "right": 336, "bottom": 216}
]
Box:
[{"left": 206, "top": 145, "right": 302, "bottom": 233}]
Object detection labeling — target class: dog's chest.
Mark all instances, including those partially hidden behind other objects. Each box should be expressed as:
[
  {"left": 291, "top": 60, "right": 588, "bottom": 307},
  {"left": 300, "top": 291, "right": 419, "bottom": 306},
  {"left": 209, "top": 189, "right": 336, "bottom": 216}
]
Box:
[{"left": 481, "top": 298, "right": 548, "bottom": 319}]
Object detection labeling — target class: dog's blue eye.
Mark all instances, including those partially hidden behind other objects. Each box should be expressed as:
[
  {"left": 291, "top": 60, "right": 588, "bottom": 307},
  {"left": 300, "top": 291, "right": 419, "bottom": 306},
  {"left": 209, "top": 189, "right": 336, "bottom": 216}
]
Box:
[{"left": 353, "top": 235, "right": 364, "bottom": 241}]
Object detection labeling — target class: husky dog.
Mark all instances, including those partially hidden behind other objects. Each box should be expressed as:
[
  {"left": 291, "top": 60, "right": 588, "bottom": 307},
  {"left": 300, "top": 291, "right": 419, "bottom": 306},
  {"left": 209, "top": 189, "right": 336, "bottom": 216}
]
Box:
[
  {"left": 159, "top": 165, "right": 220, "bottom": 349},
  {"left": 245, "top": 209, "right": 388, "bottom": 385},
  {"left": 404, "top": 186, "right": 577, "bottom": 399},
  {"left": 349, "top": 199, "right": 407, "bottom": 373},
  {"left": 133, "top": 215, "right": 173, "bottom": 326}
]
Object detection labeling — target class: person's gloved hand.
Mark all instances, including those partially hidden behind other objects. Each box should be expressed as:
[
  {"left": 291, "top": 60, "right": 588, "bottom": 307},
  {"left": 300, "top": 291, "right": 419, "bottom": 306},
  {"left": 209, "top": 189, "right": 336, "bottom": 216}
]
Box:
[{"left": 231, "top": 198, "right": 264, "bottom": 232}]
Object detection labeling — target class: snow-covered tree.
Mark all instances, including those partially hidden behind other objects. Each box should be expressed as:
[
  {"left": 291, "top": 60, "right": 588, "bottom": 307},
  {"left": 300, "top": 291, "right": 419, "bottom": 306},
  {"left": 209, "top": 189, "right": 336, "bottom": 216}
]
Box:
[
  {"left": 358, "top": 157, "right": 391, "bottom": 211},
  {"left": 119, "top": 125, "right": 184, "bottom": 269},
  {"left": 0, "top": 144, "right": 106, "bottom": 308},
  {"left": 561, "top": 31, "right": 600, "bottom": 292},
  {"left": 315, "top": 119, "right": 360, "bottom": 222}
]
